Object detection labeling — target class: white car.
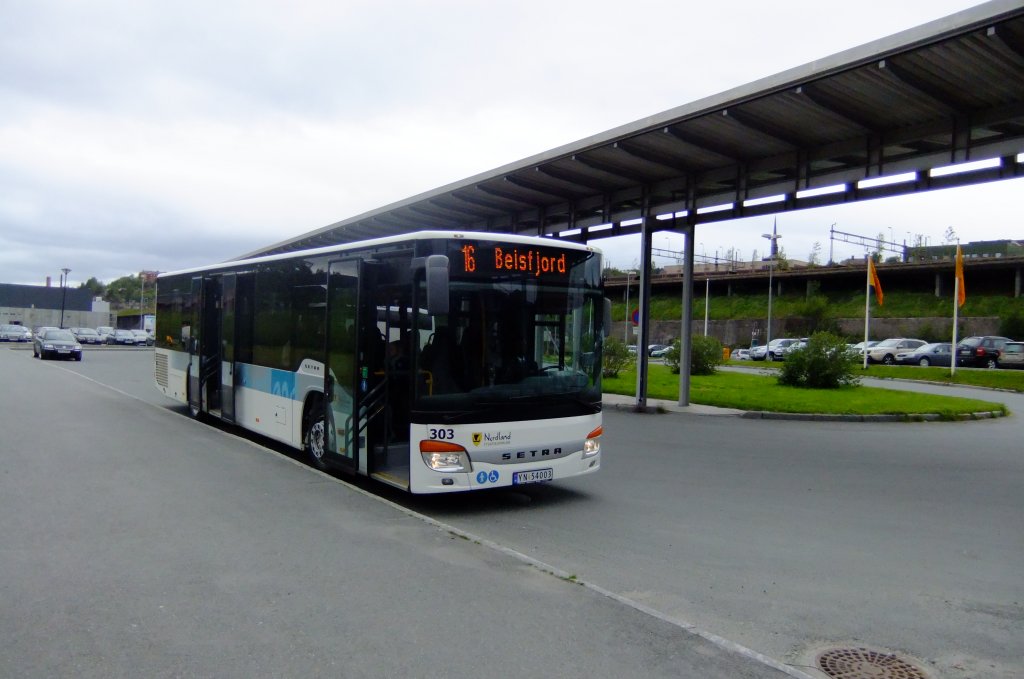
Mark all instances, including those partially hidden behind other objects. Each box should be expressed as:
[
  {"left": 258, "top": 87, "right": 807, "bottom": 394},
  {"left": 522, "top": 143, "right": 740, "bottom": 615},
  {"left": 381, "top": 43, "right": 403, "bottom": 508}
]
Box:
[
  {"left": 733, "top": 348, "right": 751, "bottom": 360},
  {"left": 767, "top": 338, "right": 800, "bottom": 361},
  {"left": 750, "top": 338, "right": 797, "bottom": 361},
  {"left": 865, "top": 338, "right": 926, "bottom": 365}
]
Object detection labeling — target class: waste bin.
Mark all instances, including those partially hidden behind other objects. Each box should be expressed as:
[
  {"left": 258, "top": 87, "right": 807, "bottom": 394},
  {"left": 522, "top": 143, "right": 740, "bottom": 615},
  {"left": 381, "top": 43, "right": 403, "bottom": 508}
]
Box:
[{"left": 722, "top": 347, "right": 731, "bottom": 361}]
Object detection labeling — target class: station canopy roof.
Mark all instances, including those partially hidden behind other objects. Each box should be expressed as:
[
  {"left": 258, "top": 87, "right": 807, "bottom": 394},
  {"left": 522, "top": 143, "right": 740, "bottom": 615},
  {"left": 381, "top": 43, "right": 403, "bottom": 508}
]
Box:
[{"left": 241, "top": 0, "right": 1024, "bottom": 260}]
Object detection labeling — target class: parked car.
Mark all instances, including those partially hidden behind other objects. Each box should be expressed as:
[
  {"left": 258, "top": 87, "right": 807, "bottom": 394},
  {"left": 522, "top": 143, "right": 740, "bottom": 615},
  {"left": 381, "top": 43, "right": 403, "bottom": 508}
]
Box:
[
  {"left": 865, "top": 338, "right": 926, "bottom": 364},
  {"left": 767, "top": 338, "right": 800, "bottom": 361},
  {"left": 130, "top": 329, "right": 153, "bottom": 346},
  {"left": 0, "top": 324, "right": 32, "bottom": 342},
  {"left": 71, "top": 327, "right": 104, "bottom": 345},
  {"left": 956, "top": 336, "right": 1012, "bottom": 369},
  {"left": 32, "top": 326, "right": 59, "bottom": 339},
  {"left": 781, "top": 338, "right": 808, "bottom": 358},
  {"left": 95, "top": 326, "right": 115, "bottom": 343},
  {"left": 896, "top": 342, "right": 952, "bottom": 367},
  {"left": 847, "top": 340, "right": 878, "bottom": 357},
  {"left": 733, "top": 348, "right": 751, "bottom": 360},
  {"left": 997, "top": 341, "right": 1024, "bottom": 369},
  {"left": 107, "top": 329, "right": 138, "bottom": 345},
  {"left": 750, "top": 338, "right": 796, "bottom": 361},
  {"left": 32, "top": 328, "right": 83, "bottom": 361},
  {"left": 647, "top": 344, "right": 668, "bottom": 357}
]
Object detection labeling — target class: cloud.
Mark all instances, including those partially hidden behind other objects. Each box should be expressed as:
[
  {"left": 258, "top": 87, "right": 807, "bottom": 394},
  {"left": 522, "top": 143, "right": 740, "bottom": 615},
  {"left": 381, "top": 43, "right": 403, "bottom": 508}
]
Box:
[{"left": 0, "top": 0, "right": 1008, "bottom": 286}]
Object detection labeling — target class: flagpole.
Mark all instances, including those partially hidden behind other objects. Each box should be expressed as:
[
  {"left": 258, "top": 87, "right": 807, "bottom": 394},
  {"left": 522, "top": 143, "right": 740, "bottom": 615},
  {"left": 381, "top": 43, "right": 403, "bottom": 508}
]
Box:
[
  {"left": 863, "top": 255, "right": 870, "bottom": 370},
  {"left": 951, "top": 243, "right": 960, "bottom": 377},
  {"left": 951, "top": 278, "right": 960, "bottom": 377}
]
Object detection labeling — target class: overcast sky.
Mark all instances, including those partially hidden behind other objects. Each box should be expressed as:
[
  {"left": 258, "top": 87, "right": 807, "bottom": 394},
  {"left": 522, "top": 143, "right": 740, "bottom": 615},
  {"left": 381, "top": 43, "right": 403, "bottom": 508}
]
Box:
[{"left": 2, "top": 0, "right": 1020, "bottom": 287}]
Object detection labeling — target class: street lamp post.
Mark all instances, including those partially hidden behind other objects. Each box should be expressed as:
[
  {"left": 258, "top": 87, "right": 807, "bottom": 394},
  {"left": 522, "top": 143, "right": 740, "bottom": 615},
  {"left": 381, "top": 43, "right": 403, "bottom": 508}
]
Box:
[
  {"left": 700, "top": 244, "right": 709, "bottom": 336},
  {"left": 703, "top": 275, "right": 710, "bottom": 336},
  {"left": 59, "top": 268, "right": 71, "bottom": 328},
  {"left": 624, "top": 270, "right": 635, "bottom": 345},
  {"left": 761, "top": 224, "right": 782, "bottom": 354}
]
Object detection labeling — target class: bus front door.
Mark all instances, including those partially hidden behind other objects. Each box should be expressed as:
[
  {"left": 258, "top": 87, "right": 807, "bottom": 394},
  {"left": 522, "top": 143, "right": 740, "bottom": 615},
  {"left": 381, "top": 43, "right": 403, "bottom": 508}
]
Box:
[
  {"left": 324, "top": 260, "right": 361, "bottom": 474},
  {"left": 219, "top": 272, "right": 236, "bottom": 423},
  {"left": 188, "top": 275, "right": 222, "bottom": 417}
]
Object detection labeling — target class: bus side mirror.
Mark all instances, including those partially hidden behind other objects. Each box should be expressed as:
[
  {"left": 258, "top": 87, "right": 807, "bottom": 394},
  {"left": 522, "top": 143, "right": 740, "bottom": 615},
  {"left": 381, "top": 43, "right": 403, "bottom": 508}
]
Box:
[
  {"left": 425, "top": 255, "right": 450, "bottom": 315},
  {"left": 603, "top": 298, "right": 612, "bottom": 337}
]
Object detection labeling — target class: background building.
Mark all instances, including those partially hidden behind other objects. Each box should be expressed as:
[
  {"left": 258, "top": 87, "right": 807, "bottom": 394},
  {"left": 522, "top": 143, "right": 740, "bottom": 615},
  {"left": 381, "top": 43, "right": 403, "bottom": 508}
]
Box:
[{"left": 0, "top": 283, "right": 115, "bottom": 330}]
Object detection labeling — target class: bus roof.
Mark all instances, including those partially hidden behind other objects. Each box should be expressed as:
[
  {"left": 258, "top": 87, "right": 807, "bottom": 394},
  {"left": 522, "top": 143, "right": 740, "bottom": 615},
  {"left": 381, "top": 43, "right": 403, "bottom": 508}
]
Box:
[{"left": 159, "top": 230, "right": 603, "bottom": 279}]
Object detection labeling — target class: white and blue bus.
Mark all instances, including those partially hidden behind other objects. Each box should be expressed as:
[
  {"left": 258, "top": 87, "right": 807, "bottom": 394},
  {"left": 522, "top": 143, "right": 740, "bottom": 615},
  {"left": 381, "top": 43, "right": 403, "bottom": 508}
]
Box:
[{"left": 155, "top": 231, "right": 608, "bottom": 493}]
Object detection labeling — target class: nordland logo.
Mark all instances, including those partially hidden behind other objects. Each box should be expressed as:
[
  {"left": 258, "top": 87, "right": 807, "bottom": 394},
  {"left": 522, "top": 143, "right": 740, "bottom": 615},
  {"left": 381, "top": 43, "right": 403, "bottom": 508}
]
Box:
[{"left": 474, "top": 431, "right": 512, "bottom": 446}]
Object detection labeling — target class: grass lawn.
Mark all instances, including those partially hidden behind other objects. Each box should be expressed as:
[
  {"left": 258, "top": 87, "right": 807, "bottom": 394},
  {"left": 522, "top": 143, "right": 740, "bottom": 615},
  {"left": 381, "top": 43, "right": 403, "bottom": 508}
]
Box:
[
  {"left": 604, "top": 364, "right": 1008, "bottom": 418},
  {"left": 727, "top": 360, "right": 1024, "bottom": 393}
]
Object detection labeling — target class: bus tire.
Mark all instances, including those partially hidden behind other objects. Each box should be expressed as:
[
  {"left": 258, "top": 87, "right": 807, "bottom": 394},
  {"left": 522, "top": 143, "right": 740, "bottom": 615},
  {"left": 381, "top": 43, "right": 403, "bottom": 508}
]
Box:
[{"left": 303, "top": 399, "right": 329, "bottom": 472}]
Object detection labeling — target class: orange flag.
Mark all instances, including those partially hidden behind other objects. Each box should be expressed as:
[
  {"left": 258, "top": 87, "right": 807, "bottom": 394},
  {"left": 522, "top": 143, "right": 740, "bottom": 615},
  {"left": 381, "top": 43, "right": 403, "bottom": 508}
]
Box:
[
  {"left": 955, "top": 244, "right": 966, "bottom": 307},
  {"left": 868, "top": 258, "right": 883, "bottom": 306}
]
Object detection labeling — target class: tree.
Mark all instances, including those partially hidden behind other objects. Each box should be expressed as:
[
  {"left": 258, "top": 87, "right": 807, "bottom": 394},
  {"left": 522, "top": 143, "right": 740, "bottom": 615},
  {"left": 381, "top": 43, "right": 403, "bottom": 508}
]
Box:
[
  {"left": 775, "top": 246, "right": 790, "bottom": 271},
  {"left": 808, "top": 241, "right": 822, "bottom": 266},
  {"left": 105, "top": 274, "right": 145, "bottom": 310},
  {"left": 78, "top": 277, "right": 105, "bottom": 297},
  {"left": 944, "top": 226, "right": 958, "bottom": 244},
  {"left": 723, "top": 247, "right": 740, "bottom": 270}
]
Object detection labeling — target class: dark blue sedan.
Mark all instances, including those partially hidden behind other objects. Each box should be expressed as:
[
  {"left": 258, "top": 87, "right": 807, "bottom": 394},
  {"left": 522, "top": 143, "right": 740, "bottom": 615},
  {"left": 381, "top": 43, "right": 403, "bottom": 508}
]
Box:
[
  {"left": 32, "top": 329, "right": 83, "bottom": 361},
  {"left": 895, "top": 342, "right": 952, "bottom": 367}
]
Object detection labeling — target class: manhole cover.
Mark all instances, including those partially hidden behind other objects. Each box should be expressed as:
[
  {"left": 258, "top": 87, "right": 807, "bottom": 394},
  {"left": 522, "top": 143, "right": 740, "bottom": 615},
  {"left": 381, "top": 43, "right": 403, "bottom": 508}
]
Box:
[{"left": 817, "top": 647, "right": 928, "bottom": 679}]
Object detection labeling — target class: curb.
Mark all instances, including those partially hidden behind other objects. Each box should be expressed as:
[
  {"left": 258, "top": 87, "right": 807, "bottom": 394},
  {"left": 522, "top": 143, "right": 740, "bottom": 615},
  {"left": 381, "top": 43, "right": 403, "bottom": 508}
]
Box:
[
  {"left": 740, "top": 409, "right": 1006, "bottom": 422},
  {"left": 603, "top": 394, "right": 1008, "bottom": 423}
]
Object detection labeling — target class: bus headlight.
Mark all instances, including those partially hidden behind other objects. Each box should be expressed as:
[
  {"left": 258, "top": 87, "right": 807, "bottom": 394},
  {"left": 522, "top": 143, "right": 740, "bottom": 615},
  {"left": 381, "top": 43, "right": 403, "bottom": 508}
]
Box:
[
  {"left": 582, "top": 425, "right": 602, "bottom": 458},
  {"left": 419, "top": 440, "right": 471, "bottom": 472}
]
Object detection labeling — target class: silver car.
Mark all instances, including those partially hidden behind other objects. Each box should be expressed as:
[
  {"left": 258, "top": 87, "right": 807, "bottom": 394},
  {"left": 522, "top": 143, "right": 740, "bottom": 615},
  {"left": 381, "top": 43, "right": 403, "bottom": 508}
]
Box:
[
  {"left": 997, "top": 341, "right": 1024, "bottom": 369},
  {"left": 0, "top": 324, "right": 32, "bottom": 342}
]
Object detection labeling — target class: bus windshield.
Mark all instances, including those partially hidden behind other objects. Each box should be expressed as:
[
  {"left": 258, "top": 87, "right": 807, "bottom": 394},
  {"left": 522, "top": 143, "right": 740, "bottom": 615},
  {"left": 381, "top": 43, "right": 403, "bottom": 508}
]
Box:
[{"left": 414, "top": 255, "right": 602, "bottom": 422}]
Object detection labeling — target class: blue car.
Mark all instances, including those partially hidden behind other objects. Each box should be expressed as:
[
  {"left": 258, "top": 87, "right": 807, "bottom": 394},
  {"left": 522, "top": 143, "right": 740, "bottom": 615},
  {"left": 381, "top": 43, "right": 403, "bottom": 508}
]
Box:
[{"left": 896, "top": 342, "right": 952, "bottom": 367}]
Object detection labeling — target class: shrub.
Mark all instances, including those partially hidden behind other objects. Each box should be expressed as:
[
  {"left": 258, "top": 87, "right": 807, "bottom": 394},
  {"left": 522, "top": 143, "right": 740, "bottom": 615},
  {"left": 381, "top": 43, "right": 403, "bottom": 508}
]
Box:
[
  {"left": 778, "top": 331, "right": 860, "bottom": 389},
  {"left": 602, "top": 337, "right": 633, "bottom": 378},
  {"left": 665, "top": 335, "right": 723, "bottom": 375}
]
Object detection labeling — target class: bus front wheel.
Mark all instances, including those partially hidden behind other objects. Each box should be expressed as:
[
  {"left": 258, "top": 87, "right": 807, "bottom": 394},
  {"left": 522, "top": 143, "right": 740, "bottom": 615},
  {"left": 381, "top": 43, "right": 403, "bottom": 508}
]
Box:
[{"left": 304, "top": 406, "right": 328, "bottom": 471}]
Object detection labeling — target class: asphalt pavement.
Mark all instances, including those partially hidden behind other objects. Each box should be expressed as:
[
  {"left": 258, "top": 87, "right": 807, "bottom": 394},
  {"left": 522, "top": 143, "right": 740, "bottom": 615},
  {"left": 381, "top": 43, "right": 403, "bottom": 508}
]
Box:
[
  {"left": 0, "top": 346, "right": 803, "bottom": 679},
  {"left": 6, "top": 346, "right": 1022, "bottom": 679}
]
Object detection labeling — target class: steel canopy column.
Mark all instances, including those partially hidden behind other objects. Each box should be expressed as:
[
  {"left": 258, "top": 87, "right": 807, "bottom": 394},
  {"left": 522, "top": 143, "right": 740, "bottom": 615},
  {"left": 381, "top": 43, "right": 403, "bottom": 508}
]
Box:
[
  {"left": 633, "top": 195, "right": 654, "bottom": 411},
  {"left": 678, "top": 221, "right": 695, "bottom": 406}
]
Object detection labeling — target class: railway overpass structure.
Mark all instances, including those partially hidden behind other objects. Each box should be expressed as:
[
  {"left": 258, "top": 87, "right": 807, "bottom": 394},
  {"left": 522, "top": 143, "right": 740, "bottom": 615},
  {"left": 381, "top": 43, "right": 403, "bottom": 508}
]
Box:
[{"left": 240, "top": 1, "right": 1024, "bottom": 408}]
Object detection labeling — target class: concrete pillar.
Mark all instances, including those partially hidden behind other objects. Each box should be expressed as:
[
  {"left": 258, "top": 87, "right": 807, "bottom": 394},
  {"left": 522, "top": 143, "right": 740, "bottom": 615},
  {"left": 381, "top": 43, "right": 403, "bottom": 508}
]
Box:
[
  {"left": 634, "top": 196, "right": 654, "bottom": 411},
  {"left": 935, "top": 272, "right": 942, "bottom": 297}
]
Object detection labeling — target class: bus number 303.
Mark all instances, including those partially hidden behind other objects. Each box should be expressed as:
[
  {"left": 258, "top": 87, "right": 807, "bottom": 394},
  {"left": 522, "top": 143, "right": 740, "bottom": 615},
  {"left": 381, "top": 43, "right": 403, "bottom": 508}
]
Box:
[{"left": 429, "top": 428, "right": 456, "bottom": 440}]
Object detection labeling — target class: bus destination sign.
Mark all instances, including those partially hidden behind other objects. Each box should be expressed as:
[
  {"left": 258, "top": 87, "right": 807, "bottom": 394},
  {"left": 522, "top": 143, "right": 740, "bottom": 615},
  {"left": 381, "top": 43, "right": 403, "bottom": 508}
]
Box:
[{"left": 458, "top": 243, "right": 571, "bottom": 280}]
